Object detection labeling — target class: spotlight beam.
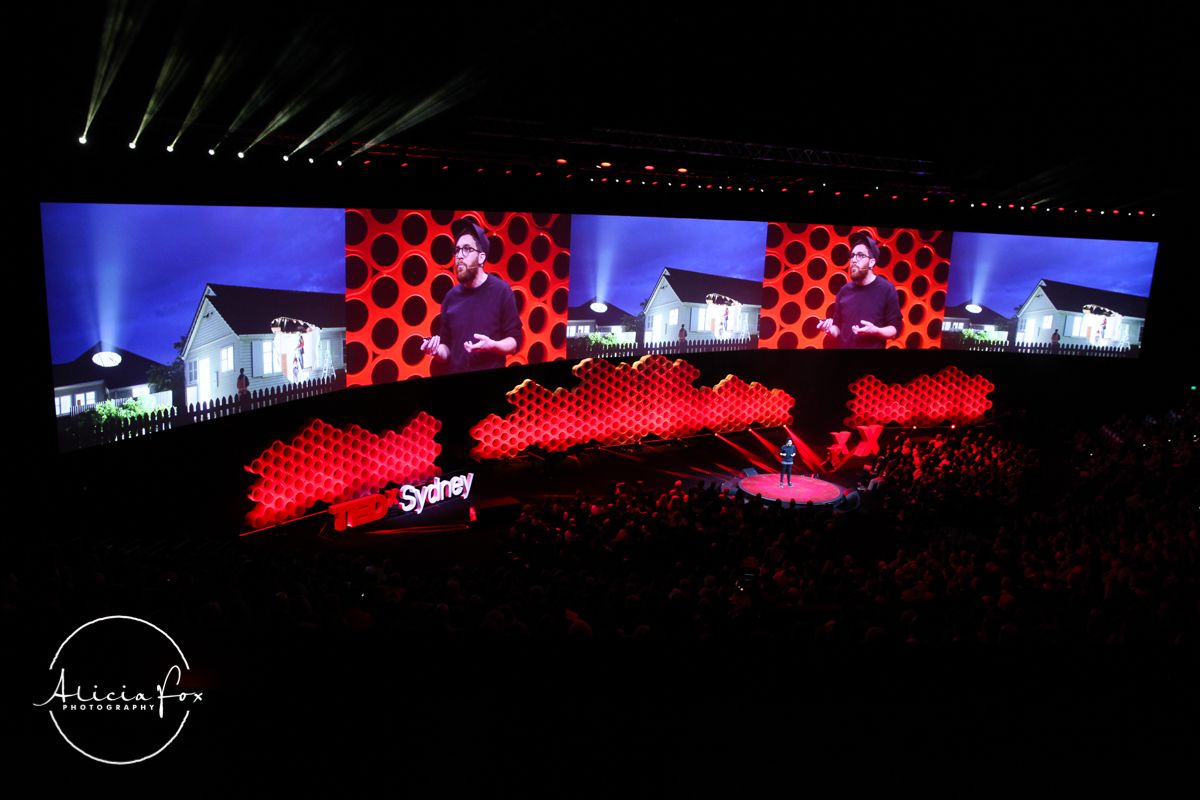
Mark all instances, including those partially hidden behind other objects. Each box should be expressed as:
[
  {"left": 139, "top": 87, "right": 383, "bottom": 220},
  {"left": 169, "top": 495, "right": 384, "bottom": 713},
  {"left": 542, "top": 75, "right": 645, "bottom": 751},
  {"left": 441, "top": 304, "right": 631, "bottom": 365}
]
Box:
[
  {"left": 218, "top": 14, "right": 329, "bottom": 147},
  {"left": 350, "top": 68, "right": 483, "bottom": 157},
  {"left": 242, "top": 56, "right": 350, "bottom": 154},
  {"left": 171, "top": 32, "right": 246, "bottom": 149},
  {"left": 83, "top": 0, "right": 153, "bottom": 140},
  {"left": 290, "top": 94, "right": 372, "bottom": 156},
  {"left": 132, "top": 7, "right": 198, "bottom": 146}
]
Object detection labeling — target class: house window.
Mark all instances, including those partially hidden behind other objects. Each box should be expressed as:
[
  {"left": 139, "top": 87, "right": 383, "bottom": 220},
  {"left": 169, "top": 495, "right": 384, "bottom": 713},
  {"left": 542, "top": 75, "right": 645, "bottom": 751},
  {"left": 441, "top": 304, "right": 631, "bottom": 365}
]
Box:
[
  {"left": 698, "top": 308, "right": 707, "bottom": 330},
  {"left": 220, "top": 345, "right": 234, "bottom": 372},
  {"left": 1023, "top": 317, "right": 1037, "bottom": 338},
  {"left": 187, "top": 360, "right": 197, "bottom": 382},
  {"left": 1070, "top": 315, "right": 1082, "bottom": 337},
  {"left": 579, "top": 325, "right": 589, "bottom": 335},
  {"left": 55, "top": 396, "right": 72, "bottom": 415},
  {"left": 132, "top": 385, "right": 149, "bottom": 398},
  {"left": 669, "top": 308, "right": 679, "bottom": 326},
  {"left": 263, "top": 341, "right": 276, "bottom": 373},
  {"left": 567, "top": 326, "right": 576, "bottom": 338},
  {"left": 75, "top": 391, "right": 96, "bottom": 407},
  {"left": 1042, "top": 315, "right": 1053, "bottom": 329}
]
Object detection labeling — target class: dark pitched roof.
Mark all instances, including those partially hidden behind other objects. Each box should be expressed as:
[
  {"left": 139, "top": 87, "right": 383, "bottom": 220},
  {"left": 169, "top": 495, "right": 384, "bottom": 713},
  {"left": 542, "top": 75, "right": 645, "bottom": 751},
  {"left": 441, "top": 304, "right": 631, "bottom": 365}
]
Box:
[
  {"left": 204, "top": 284, "right": 346, "bottom": 335},
  {"left": 655, "top": 267, "right": 763, "bottom": 306},
  {"left": 1032, "top": 279, "right": 1149, "bottom": 318},
  {"left": 52, "top": 342, "right": 166, "bottom": 390},
  {"left": 566, "top": 297, "right": 634, "bottom": 326},
  {"left": 945, "top": 301, "right": 1007, "bottom": 324}
]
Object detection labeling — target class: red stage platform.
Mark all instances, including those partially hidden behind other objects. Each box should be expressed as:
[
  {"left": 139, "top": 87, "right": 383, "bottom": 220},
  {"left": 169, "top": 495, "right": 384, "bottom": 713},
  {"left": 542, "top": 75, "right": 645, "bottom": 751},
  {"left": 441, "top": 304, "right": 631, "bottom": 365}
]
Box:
[{"left": 737, "top": 473, "right": 845, "bottom": 505}]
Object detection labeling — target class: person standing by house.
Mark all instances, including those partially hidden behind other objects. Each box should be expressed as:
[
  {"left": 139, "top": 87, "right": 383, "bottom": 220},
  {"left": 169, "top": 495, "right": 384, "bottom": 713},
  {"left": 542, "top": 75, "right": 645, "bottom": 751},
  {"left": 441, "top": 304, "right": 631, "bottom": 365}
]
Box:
[
  {"left": 236, "top": 367, "right": 250, "bottom": 408},
  {"left": 1051, "top": 329, "right": 1060, "bottom": 353},
  {"left": 678, "top": 324, "right": 687, "bottom": 343},
  {"left": 779, "top": 438, "right": 797, "bottom": 487}
]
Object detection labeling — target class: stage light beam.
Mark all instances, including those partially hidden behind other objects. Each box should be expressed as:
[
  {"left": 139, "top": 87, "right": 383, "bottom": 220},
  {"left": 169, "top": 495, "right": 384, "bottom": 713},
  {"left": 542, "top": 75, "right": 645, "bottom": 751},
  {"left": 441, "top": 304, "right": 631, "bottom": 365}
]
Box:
[
  {"left": 82, "top": 0, "right": 153, "bottom": 142},
  {"left": 132, "top": 5, "right": 197, "bottom": 148}
]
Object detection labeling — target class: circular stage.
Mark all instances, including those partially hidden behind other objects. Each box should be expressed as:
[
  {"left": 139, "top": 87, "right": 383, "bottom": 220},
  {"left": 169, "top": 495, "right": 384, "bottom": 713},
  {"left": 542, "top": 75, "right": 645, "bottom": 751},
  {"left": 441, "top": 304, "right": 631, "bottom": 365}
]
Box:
[{"left": 737, "top": 473, "right": 846, "bottom": 505}]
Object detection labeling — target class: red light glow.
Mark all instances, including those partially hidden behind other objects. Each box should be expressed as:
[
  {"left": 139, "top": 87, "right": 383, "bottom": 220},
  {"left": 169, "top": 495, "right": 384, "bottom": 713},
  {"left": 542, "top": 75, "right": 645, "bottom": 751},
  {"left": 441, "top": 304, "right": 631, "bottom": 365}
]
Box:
[
  {"left": 845, "top": 367, "right": 994, "bottom": 428},
  {"left": 243, "top": 414, "right": 442, "bottom": 529},
  {"left": 600, "top": 162, "right": 612, "bottom": 167},
  {"left": 644, "top": 165, "right": 654, "bottom": 170},
  {"left": 677, "top": 168, "right": 687, "bottom": 173},
  {"left": 469, "top": 355, "right": 794, "bottom": 460},
  {"left": 556, "top": 158, "right": 567, "bottom": 163}
]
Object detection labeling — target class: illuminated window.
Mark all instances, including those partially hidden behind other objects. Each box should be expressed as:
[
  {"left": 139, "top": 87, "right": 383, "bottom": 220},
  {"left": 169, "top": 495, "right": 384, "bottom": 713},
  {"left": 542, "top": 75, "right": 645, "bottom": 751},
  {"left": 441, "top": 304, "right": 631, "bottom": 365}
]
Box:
[
  {"left": 1071, "top": 315, "right": 1082, "bottom": 337},
  {"left": 55, "top": 396, "right": 72, "bottom": 415},
  {"left": 263, "top": 341, "right": 276, "bottom": 373},
  {"left": 669, "top": 308, "right": 679, "bottom": 326},
  {"left": 75, "top": 391, "right": 96, "bottom": 407},
  {"left": 187, "top": 360, "right": 197, "bottom": 382},
  {"left": 220, "top": 346, "right": 234, "bottom": 372},
  {"left": 1023, "top": 317, "right": 1037, "bottom": 338},
  {"left": 567, "top": 326, "right": 576, "bottom": 338},
  {"left": 1042, "top": 315, "right": 1053, "bottom": 329},
  {"left": 698, "top": 308, "right": 707, "bottom": 330},
  {"left": 132, "top": 385, "right": 149, "bottom": 398}
]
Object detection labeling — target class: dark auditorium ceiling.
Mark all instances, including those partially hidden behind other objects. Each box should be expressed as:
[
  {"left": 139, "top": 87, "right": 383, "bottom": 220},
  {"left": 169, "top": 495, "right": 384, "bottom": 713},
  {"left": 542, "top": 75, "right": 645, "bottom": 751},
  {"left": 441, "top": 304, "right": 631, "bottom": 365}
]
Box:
[{"left": 27, "top": 5, "right": 1189, "bottom": 211}]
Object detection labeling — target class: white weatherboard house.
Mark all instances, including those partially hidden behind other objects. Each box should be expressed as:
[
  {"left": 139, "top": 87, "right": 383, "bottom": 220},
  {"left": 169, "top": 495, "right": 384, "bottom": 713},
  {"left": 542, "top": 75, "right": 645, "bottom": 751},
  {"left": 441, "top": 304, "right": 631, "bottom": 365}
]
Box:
[
  {"left": 642, "top": 267, "right": 763, "bottom": 344},
  {"left": 1014, "top": 279, "right": 1147, "bottom": 348},
  {"left": 181, "top": 284, "right": 347, "bottom": 407}
]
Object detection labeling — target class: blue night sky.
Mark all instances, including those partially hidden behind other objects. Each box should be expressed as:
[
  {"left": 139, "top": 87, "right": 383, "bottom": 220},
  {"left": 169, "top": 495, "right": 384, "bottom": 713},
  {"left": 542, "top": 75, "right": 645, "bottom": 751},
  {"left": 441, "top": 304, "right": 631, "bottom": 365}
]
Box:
[
  {"left": 948, "top": 231, "right": 1159, "bottom": 317},
  {"left": 569, "top": 214, "right": 769, "bottom": 316},
  {"left": 41, "top": 203, "right": 344, "bottom": 365}
]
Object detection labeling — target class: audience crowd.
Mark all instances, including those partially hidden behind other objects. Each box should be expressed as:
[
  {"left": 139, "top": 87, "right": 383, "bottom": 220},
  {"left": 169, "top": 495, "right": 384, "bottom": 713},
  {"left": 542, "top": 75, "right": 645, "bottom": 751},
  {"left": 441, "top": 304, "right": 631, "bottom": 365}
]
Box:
[{"left": 5, "top": 401, "right": 1197, "bottom": 646}]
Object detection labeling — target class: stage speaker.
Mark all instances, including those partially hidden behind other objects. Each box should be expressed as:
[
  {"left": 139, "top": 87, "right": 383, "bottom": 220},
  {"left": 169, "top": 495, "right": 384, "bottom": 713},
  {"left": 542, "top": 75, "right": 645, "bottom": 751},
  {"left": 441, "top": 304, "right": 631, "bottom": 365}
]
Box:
[{"left": 743, "top": 467, "right": 759, "bottom": 477}]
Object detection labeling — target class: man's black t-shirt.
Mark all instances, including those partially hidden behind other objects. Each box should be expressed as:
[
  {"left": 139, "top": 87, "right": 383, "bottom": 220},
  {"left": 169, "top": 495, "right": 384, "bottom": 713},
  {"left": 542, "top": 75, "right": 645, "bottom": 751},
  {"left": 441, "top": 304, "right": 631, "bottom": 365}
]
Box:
[
  {"left": 831, "top": 276, "right": 904, "bottom": 349},
  {"left": 438, "top": 274, "right": 523, "bottom": 374}
]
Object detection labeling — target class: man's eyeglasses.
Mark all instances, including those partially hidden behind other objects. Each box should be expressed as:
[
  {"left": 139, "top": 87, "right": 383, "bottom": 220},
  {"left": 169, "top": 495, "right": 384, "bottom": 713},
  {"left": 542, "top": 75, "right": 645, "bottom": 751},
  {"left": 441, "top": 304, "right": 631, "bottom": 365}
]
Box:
[
  {"left": 454, "top": 245, "right": 483, "bottom": 257},
  {"left": 849, "top": 252, "right": 873, "bottom": 262}
]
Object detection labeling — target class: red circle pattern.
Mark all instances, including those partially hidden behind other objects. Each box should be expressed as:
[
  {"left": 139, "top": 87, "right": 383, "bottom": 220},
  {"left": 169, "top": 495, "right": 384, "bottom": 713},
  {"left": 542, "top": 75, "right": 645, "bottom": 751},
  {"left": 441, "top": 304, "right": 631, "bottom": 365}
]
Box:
[
  {"left": 243, "top": 412, "right": 443, "bottom": 529},
  {"left": 470, "top": 355, "right": 794, "bottom": 460},
  {"left": 761, "top": 225, "right": 951, "bottom": 349},
  {"left": 844, "top": 367, "right": 994, "bottom": 428},
  {"left": 346, "top": 209, "right": 569, "bottom": 384}
]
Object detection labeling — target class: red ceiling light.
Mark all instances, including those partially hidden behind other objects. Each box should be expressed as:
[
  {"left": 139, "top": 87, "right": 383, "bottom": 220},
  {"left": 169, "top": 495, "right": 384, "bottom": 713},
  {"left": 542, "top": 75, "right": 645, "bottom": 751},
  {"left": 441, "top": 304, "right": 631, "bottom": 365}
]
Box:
[
  {"left": 1112, "top": 209, "right": 1120, "bottom": 214},
  {"left": 644, "top": 165, "right": 654, "bottom": 170},
  {"left": 1086, "top": 208, "right": 1092, "bottom": 212},
  {"left": 442, "top": 165, "right": 449, "bottom": 170},
  {"left": 981, "top": 202, "right": 987, "bottom": 207},
  {"left": 625, "top": 179, "right": 631, "bottom": 183},
  {"left": 1030, "top": 205, "right": 1036, "bottom": 210},
  {"left": 863, "top": 193, "right": 869, "bottom": 197},
  {"left": 781, "top": 188, "right": 787, "bottom": 192},
  {"left": 1138, "top": 211, "right": 1144, "bottom": 215},
  {"left": 677, "top": 168, "right": 687, "bottom": 173},
  {"left": 601, "top": 177, "right": 607, "bottom": 182},
  {"left": 923, "top": 197, "right": 929, "bottom": 201},
  {"left": 949, "top": 199, "right": 955, "bottom": 203},
  {"left": 1007, "top": 203, "right": 1014, "bottom": 208},
  {"left": 556, "top": 158, "right": 567, "bottom": 164},
  {"left": 600, "top": 161, "right": 612, "bottom": 167},
  {"left": 535, "top": 172, "right": 542, "bottom": 176},
  {"left": 892, "top": 195, "right": 898, "bottom": 199},
  {"left": 1058, "top": 207, "right": 1064, "bottom": 211},
  {"left": 808, "top": 190, "right": 814, "bottom": 194},
  {"left": 834, "top": 191, "right": 841, "bottom": 195}
]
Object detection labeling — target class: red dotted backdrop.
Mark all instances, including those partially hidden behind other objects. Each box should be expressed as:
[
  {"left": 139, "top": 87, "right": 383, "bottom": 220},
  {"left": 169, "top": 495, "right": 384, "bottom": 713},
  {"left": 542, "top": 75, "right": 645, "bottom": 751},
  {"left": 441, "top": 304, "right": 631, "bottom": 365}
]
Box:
[
  {"left": 243, "top": 412, "right": 442, "bottom": 529},
  {"left": 844, "top": 367, "right": 993, "bottom": 428},
  {"left": 760, "top": 225, "right": 953, "bottom": 349},
  {"left": 345, "top": 209, "right": 570, "bottom": 384},
  {"left": 470, "top": 354, "right": 794, "bottom": 460}
]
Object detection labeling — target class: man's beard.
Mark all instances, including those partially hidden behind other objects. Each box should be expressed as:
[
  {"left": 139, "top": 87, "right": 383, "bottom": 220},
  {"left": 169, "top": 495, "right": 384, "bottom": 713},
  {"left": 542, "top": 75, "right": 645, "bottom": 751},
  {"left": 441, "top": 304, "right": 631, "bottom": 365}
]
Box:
[
  {"left": 850, "top": 265, "right": 867, "bottom": 281},
  {"left": 455, "top": 263, "right": 480, "bottom": 284}
]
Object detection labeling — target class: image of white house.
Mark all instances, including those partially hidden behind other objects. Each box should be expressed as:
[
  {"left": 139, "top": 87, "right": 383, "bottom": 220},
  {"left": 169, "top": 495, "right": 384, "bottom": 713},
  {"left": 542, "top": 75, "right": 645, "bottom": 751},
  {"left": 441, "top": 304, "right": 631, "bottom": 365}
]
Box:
[
  {"left": 1014, "top": 279, "right": 1147, "bottom": 348},
  {"left": 566, "top": 298, "right": 636, "bottom": 341},
  {"left": 641, "top": 267, "right": 762, "bottom": 344},
  {"left": 181, "top": 283, "right": 347, "bottom": 407},
  {"left": 53, "top": 341, "right": 170, "bottom": 416}
]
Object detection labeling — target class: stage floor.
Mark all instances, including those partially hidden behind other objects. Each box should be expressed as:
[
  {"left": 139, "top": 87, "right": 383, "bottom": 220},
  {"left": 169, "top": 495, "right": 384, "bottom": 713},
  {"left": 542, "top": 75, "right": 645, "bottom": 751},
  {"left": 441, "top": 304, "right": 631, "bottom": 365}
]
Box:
[{"left": 737, "top": 473, "right": 846, "bottom": 505}]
